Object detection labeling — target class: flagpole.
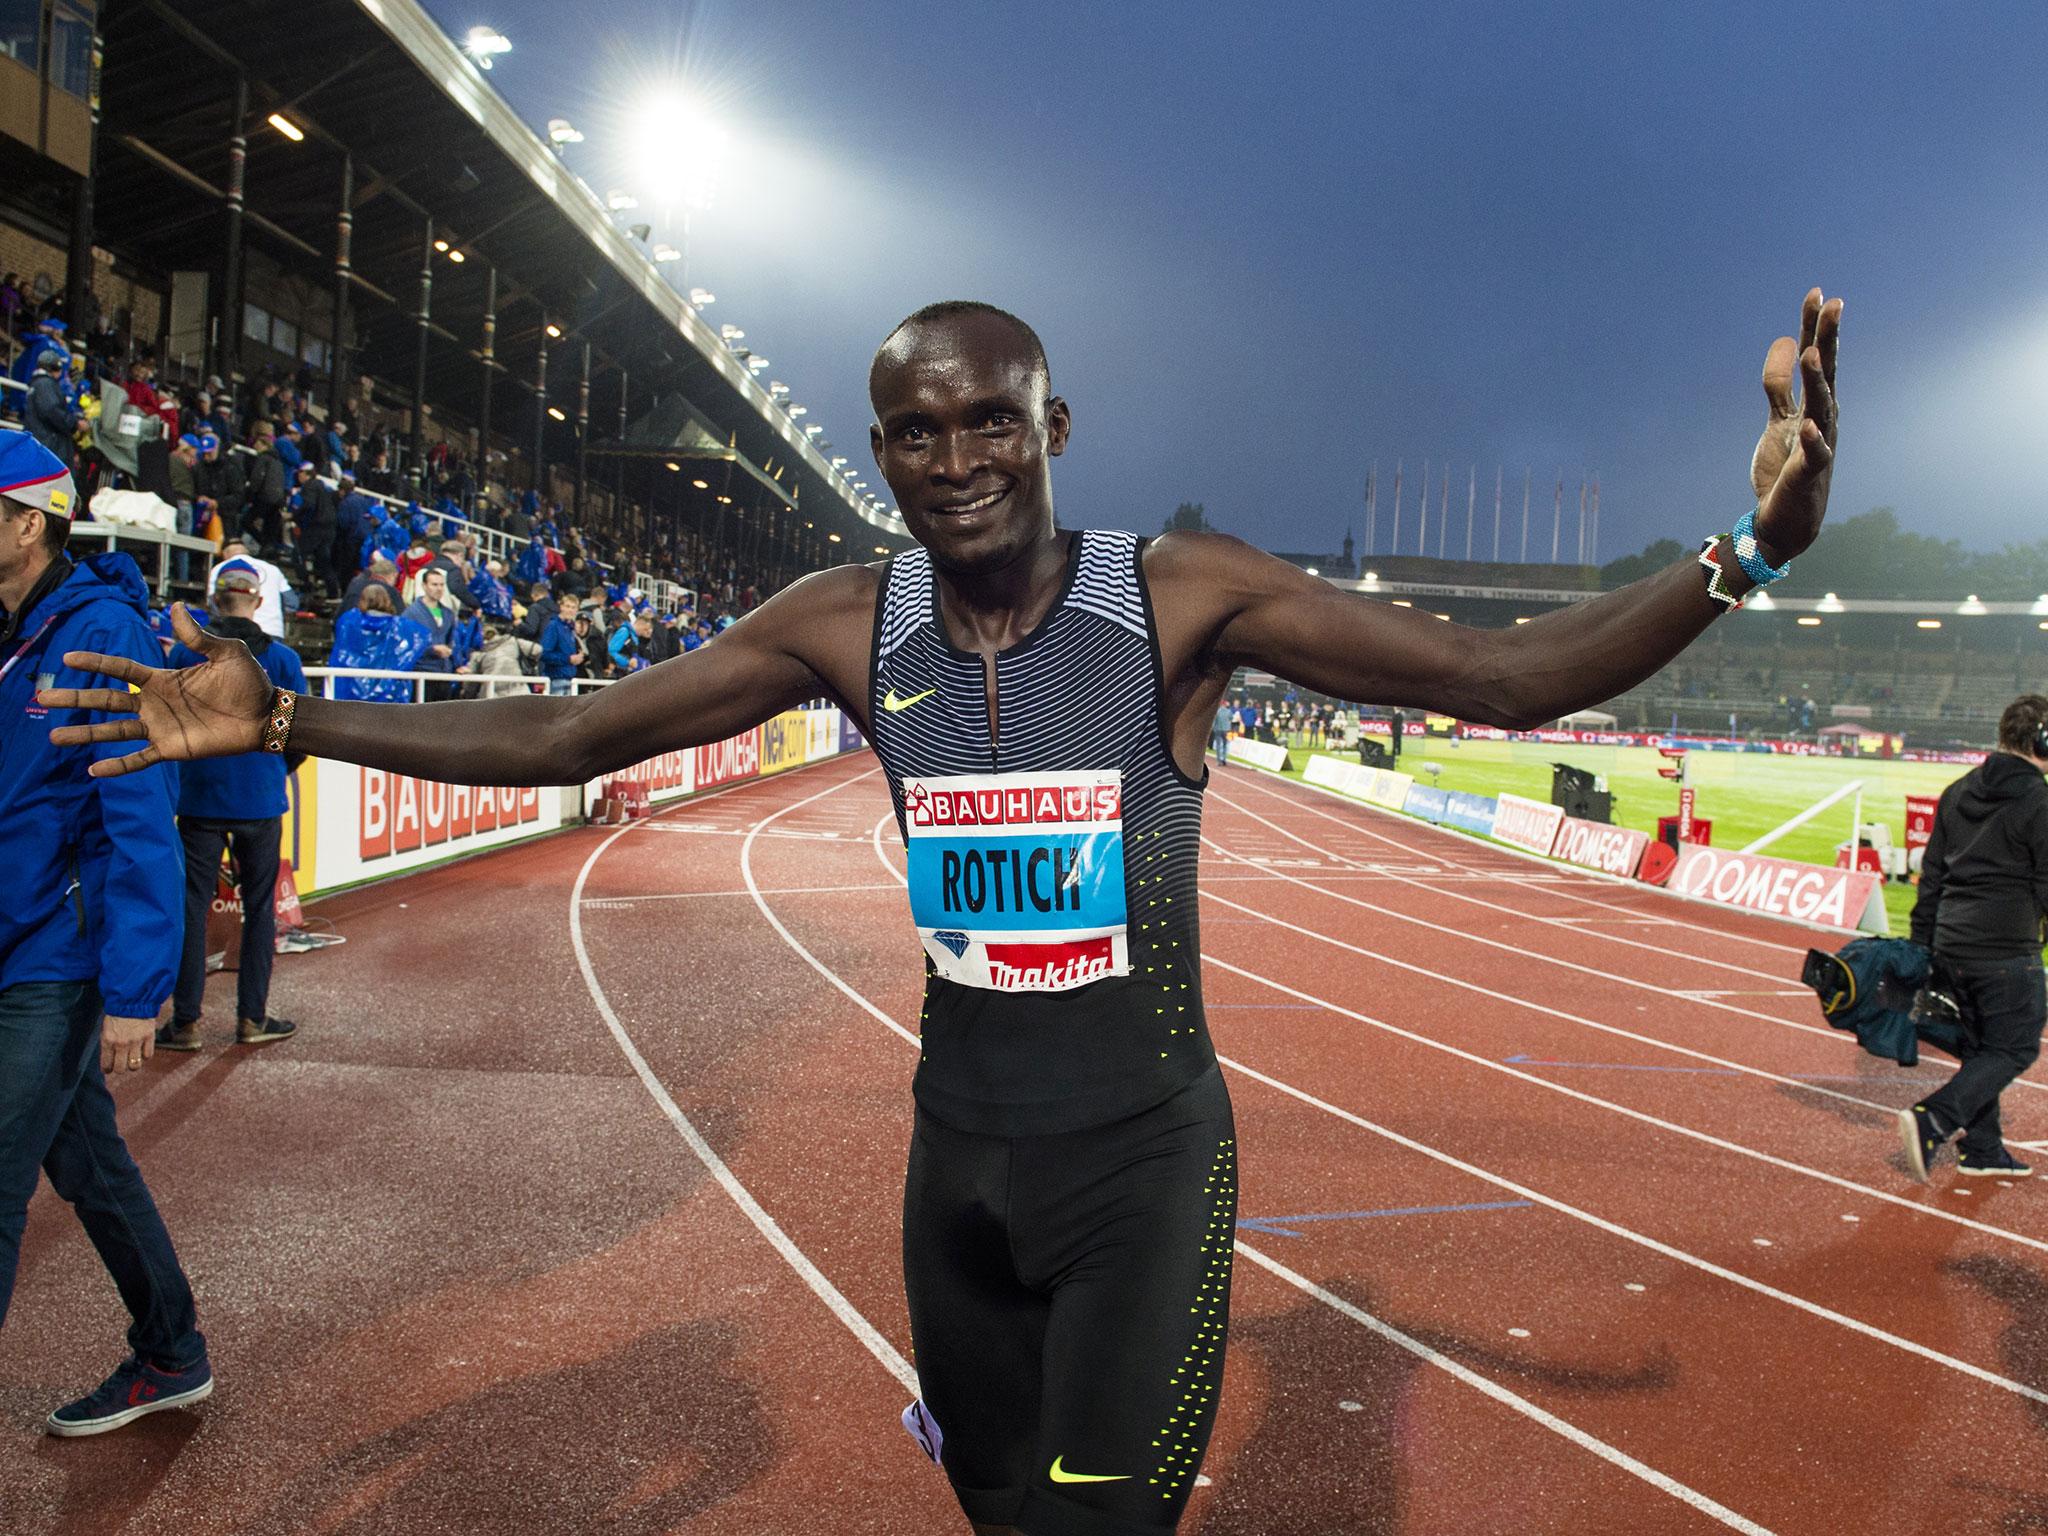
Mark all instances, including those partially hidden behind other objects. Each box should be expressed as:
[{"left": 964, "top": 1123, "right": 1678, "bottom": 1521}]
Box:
[
  {"left": 1417, "top": 460, "right": 1429, "bottom": 556},
  {"left": 1391, "top": 459, "right": 1403, "bottom": 555},
  {"left": 1520, "top": 466, "right": 1530, "bottom": 563},
  {"left": 1492, "top": 464, "right": 1502, "bottom": 564},
  {"left": 1464, "top": 464, "right": 1475, "bottom": 562},
  {"left": 1550, "top": 470, "right": 1563, "bottom": 563},
  {"left": 1438, "top": 461, "right": 1449, "bottom": 559}
]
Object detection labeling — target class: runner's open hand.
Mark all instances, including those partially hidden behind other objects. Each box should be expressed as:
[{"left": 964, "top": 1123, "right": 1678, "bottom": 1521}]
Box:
[
  {"left": 41, "top": 603, "right": 271, "bottom": 777},
  {"left": 1747, "top": 287, "right": 1842, "bottom": 563}
]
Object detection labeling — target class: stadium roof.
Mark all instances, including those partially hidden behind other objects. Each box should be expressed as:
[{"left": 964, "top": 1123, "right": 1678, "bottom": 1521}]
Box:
[
  {"left": 94, "top": 0, "right": 907, "bottom": 547},
  {"left": 1338, "top": 572, "right": 2048, "bottom": 617}
]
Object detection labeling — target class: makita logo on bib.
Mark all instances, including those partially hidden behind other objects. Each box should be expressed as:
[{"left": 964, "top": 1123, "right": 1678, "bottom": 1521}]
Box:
[{"left": 985, "top": 938, "right": 1116, "bottom": 990}]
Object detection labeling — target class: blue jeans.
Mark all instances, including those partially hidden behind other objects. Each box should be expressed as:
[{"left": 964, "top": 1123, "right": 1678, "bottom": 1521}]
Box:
[
  {"left": 175, "top": 818, "right": 280, "bottom": 1027},
  {"left": 0, "top": 980, "right": 205, "bottom": 1369},
  {"left": 1211, "top": 731, "right": 1228, "bottom": 764},
  {"left": 173, "top": 501, "right": 195, "bottom": 583},
  {"left": 1924, "top": 958, "right": 2046, "bottom": 1155},
  {"left": 546, "top": 677, "right": 573, "bottom": 696}
]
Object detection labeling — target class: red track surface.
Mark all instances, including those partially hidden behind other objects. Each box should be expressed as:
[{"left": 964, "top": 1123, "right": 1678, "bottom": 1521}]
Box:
[{"left": 7, "top": 756, "right": 2047, "bottom": 1535}]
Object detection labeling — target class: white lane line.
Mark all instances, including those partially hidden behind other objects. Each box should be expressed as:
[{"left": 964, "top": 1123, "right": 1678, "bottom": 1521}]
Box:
[
  {"left": 1217, "top": 1036, "right": 2048, "bottom": 1411},
  {"left": 817, "top": 815, "right": 1784, "bottom": 1529},
  {"left": 1232, "top": 1243, "right": 1777, "bottom": 1535},
  {"left": 1212, "top": 780, "right": 2048, "bottom": 1100},
  {"left": 1200, "top": 945, "right": 2048, "bottom": 1265},
  {"left": 1198, "top": 854, "right": 1891, "bottom": 1115},
  {"left": 572, "top": 759, "right": 918, "bottom": 1393},
  {"left": 1224, "top": 767, "right": 1814, "bottom": 957},
  {"left": 581, "top": 883, "right": 903, "bottom": 904}
]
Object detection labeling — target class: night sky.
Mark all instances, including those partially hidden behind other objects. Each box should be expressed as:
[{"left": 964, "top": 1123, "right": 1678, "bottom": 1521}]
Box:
[{"left": 422, "top": 0, "right": 2048, "bottom": 563}]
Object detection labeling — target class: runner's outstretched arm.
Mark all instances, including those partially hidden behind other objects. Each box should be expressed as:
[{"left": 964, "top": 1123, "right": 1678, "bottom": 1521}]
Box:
[
  {"left": 42, "top": 565, "right": 878, "bottom": 785},
  {"left": 1158, "top": 288, "right": 1841, "bottom": 730}
]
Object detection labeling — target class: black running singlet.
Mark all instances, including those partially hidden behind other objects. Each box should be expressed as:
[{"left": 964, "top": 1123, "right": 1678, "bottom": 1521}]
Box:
[{"left": 869, "top": 529, "right": 1213, "bottom": 1135}]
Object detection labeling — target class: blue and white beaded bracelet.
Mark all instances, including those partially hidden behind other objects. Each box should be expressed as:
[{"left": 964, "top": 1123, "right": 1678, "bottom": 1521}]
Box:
[{"left": 1731, "top": 506, "right": 1792, "bottom": 587}]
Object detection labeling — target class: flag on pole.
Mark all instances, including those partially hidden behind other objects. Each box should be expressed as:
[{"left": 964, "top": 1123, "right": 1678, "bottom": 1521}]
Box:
[{"left": 1364, "top": 461, "right": 1377, "bottom": 554}]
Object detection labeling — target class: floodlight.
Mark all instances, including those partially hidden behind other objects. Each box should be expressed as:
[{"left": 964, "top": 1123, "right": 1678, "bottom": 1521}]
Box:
[
  {"left": 687, "top": 288, "right": 714, "bottom": 306},
  {"left": 267, "top": 113, "right": 304, "bottom": 142},
  {"left": 804, "top": 425, "right": 822, "bottom": 437},
  {"left": 652, "top": 244, "right": 681, "bottom": 262},
  {"left": 632, "top": 91, "right": 730, "bottom": 213},
  {"left": 1816, "top": 592, "right": 1845, "bottom": 613},
  {"left": 433, "top": 238, "right": 450, "bottom": 252},
  {"left": 665, "top": 461, "right": 681, "bottom": 472},
  {"left": 767, "top": 382, "right": 789, "bottom": 399},
  {"left": 746, "top": 356, "right": 769, "bottom": 372},
  {"left": 607, "top": 190, "right": 639, "bottom": 211},
  {"left": 447, "top": 249, "right": 465, "bottom": 263},
  {"left": 720, "top": 324, "right": 744, "bottom": 341},
  {"left": 547, "top": 406, "right": 566, "bottom": 421},
  {"left": 544, "top": 323, "right": 562, "bottom": 339},
  {"left": 547, "top": 119, "right": 584, "bottom": 146},
  {"left": 1958, "top": 594, "right": 1988, "bottom": 616},
  {"left": 829, "top": 456, "right": 847, "bottom": 467},
  {"left": 1305, "top": 567, "right": 1319, "bottom": 577},
  {"left": 786, "top": 405, "right": 807, "bottom": 417},
  {"left": 464, "top": 26, "right": 512, "bottom": 67},
  {"left": 1747, "top": 588, "right": 1776, "bottom": 611},
  {"left": 691, "top": 479, "right": 709, "bottom": 489}
]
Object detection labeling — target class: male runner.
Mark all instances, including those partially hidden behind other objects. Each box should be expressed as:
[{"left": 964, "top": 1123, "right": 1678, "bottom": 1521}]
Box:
[{"left": 43, "top": 290, "right": 1841, "bottom": 1535}]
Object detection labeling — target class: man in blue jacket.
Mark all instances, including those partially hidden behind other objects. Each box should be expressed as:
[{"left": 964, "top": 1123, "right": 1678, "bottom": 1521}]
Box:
[
  {"left": 539, "top": 594, "right": 584, "bottom": 695},
  {"left": 0, "top": 430, "right": 212, "bottom": 1435},
  {"left": 160, "top": 564, "right": 307, "bottom": 1051},
  {"left": 402, "top": 565, "right": 465, "bottom": 701}
]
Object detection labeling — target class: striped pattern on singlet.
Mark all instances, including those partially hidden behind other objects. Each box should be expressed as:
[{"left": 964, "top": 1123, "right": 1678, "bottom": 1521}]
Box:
[{"left": 869, "top": 529, "right": 1214, "bottom": 1135}]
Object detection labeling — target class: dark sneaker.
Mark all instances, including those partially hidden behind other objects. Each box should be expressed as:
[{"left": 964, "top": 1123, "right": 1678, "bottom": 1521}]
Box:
[
  {"left": 236, "top": 1015, "right": 297, "bottom": 1045},
  {"left": 46, "top": 1354, "right": 213, "bottom": 1437},
  {"left": 154, "top": 1019, "right": 203, "bottom": 1052},
  {"left": 1898, "top": 1104, "right": 1950, "bottom": 1183},
  {"left": 1958, "top": 1146, "right": 2033, "bottom": 1178}
]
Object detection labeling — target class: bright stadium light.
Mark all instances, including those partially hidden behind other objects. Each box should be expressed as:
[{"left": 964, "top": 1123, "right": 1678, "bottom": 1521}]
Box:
[
  {"left": 1958, "top": 594, "right": 1988, "bottom": 616},
  {"left": 829, "top": 533, "right": 842, "bottom": 543},
  {"left": 829, "top": 456, "right": 847, "bottom": 467},
  {"left": 720, "top": 324, "right": 744, "bottom": 342},
  {"left": 607, "top": 190, "right": 639, "bottom": 211},
  {"left": 632, "top": 91, "right": 729, "bottom": 213},
  {"left": 691, "top": 478, "right": 708, "bottom": 489},
  {"left": 1747, "top": 588, "right": 1776, "bottom": 611},
  {"left": 747, "top": 356, "right": 769, "bottom": 372},
  {"left": 1305, "top": 566, "right": 1319, "bottom": 577},
  {"left": 267, "top": 112, "right": 304, "bottom": 142},
  {"left": 547, "top": 406, "right": 566, "bottom": 421},
  {"left": 433, "top": 238, "right": 450, "bottom": 252},
  {"left": 547, "top": 118, "right": 583, "bottom": 146},
  {"left": 688, "top": 287, "right": 715, "bottom": 306},
  {"left": 1817, "top": 591, "right": 1845, "bottom": 613},
  {"left": 767, "top": 381, "right": 789, "bottom": 399},
  {"left": 652, "top": 244, "right": 681, "bottom": 262},
  {"left": 804, "top": 424, "right": 822, "bottom": 437},
  {"left": 664, "top": 461, "right": 681, "bottom": 472},
  {"left": 544, "top": 322, "right": 562, "bottom": 339},
  {"left": 786, "top": 404, "right": 807, "bottom": 417},
  {"left": 1916, "top": 618, "right": 1942, "bottom": 630},
  {"left": 447, "top": 249, "right": 465, "bottom": 263},
  {"left": 1796, "top": 616, "right": 1823, "bottom": 627},
  {"left": 463, "top": 26, "right": 512, "bottom": 68}
]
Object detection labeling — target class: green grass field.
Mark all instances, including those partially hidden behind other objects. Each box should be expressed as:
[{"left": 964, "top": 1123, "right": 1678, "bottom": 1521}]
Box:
[{"left": 1271, "top": 733, "right": 1970, "bottom": 936}]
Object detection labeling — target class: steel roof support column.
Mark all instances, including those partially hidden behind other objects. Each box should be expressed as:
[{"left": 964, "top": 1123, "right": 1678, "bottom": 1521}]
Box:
[
  {"left": 218, "top": 72, "right": 248, "bottom": 386},
  {"left": 477, "top": 265, "right": 496, "bottom": 496},
  {"left": 409, "top": 218, "right": 432, "bottom": 492},
  {"left": 532, "top": 333, "right": 548, "bottom": 503},
  {"left": 330, "top": 153, "right": 352, "bottom": 418},
  {"left": 574, "top": 341, "right": 590, "bottom": 521},
  {"left": 63, "top": 3, "right": 104, "bottom": 346},
  {"left": 614, "top": 367, "right": 628, "bottom": 541}
]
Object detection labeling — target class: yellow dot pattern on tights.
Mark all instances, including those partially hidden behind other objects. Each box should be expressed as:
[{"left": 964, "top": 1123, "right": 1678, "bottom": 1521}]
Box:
[{"left": 1147, "top": 1137, "right": 1235, "bottom": 1499}]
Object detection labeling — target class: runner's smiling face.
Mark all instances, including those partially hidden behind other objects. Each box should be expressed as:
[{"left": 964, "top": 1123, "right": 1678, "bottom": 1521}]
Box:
[{"left": 870, "top": 314, "right": 1069, "bottom": 578}]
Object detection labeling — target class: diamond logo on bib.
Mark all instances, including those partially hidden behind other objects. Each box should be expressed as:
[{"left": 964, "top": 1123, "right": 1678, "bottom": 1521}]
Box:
[{"left": 901, "top": 771, "right": 1130, "bottom": 992}]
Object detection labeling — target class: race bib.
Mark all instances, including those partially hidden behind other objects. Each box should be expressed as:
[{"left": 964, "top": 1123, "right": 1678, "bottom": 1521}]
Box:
[{"left": 902, "top": 771, "right": 1129, "bottom": 992}]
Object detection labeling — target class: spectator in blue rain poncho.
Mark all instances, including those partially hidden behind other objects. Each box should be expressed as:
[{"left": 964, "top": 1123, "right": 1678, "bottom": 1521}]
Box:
[
  {"left": 514, "top": 533, "right": 549, "bottom": 590},
  {"left": 325, "top": 588, "right": 429, "bottom": 702}
]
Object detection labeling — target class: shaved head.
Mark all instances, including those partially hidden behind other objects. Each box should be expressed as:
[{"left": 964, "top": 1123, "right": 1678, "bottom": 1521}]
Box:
[{"left": 869, "top": 301, "right": 1048, "bottom": 411}]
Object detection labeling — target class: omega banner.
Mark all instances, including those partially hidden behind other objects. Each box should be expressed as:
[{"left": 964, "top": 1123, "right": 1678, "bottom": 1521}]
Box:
[{"left": 1653, "top": 842, "right": 1888, "bottom": 933}]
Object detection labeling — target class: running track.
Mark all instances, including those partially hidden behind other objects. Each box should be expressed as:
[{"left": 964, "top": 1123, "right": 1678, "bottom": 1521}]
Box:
[{"left": 6, "top": 757, "right": 2046, "bottom": 1535}]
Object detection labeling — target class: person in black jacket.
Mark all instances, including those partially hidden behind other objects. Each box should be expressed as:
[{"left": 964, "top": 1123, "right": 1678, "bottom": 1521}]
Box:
[
  {"left": 290, "top": 464, "right": 341, "bottom": 599},
  {"left": 1900, "top": 694, "right": 2048, "bottom": 1181},
  {"left": 194, "top": 434, "right": 245, "bottom": 542}
]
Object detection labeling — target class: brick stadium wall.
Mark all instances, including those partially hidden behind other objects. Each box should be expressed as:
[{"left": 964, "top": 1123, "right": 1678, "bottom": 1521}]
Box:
[{"left": 0, "top": 218, "right": 163, "bottom": 343}]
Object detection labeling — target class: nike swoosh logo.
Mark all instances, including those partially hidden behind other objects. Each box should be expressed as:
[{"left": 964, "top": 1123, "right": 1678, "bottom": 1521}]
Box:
[
  {"left": 883, "top": 687, "right": 938, "bottom": 713},
  {"left": 1049, "top": 1456, "right": 1131, "bottom": 1484}
]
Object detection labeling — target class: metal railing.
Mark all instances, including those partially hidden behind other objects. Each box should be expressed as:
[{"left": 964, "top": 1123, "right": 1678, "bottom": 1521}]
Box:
[{"left": 302, "top": 664, "right": 614, "bottom": 705}]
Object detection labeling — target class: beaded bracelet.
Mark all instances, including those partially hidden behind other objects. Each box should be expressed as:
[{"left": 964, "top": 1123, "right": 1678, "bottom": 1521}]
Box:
[
  {"left": 1697, "top": 535, "right": 1743, "bottom": 611},
  {"left": 1731, "top": 506, "right": 1792, "bottom": 587},
  {"left": 262, "top": 688, "right": 297, "bottom": 755}
]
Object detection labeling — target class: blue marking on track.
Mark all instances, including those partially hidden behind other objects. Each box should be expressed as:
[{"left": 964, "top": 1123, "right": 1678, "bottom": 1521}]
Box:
[
  {"left": 1503, "top": 1054, "right": 1936, "bottom": 1084},
  {"left": 1236, "top": 1199, "right": 1534, "bottom": 1238}
]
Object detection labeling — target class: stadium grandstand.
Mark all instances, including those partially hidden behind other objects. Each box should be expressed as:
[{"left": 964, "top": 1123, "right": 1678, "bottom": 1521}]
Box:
[
  {"left": 1250, "top": 541, "right": 2048, "bottom": 751},
  {"left": 1, "top": 0, "right": 909, "bottom": 681}
]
